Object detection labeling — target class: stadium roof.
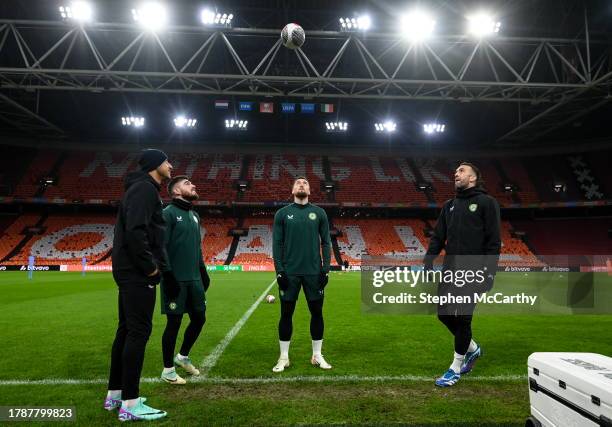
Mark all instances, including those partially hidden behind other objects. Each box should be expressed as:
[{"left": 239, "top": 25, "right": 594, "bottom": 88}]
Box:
[{"left": 1, "top": 0, "right": 612, "bottom": 149}]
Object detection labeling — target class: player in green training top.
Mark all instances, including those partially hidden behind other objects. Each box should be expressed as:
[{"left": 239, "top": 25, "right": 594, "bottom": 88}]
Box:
[
  {"left": 159, "top": 176, "right": 211, "bottom": 385},
  {"left": 272, "top": 176, "right": 332, "bottom": 372}
]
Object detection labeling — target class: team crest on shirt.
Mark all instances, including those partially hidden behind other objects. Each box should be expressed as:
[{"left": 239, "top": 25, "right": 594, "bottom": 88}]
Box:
[
  {"left": 169, "top": 302, "right": 177, "bottom": 310},
  {"left": 176, "top": 216, "right": 183, "bottom": 222},
  {"left": 469, "top": 204, "right": 478, "bottom": 212},
  {"left": 308, "top": 212, "right": 317, "bottom": 220}
]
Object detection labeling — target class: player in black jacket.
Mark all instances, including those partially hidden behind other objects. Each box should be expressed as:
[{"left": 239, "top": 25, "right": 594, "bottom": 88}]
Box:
[
  {"left": 424, "top": 162, "right": 501, "bottom": 387},
  {"left": 105, "top": 149, "right": 180, "bottom": 422}
]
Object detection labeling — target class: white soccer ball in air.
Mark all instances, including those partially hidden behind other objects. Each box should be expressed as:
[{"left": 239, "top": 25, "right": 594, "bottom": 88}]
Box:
[
  {"left": 266, "top": 294, "right": 276, "bottom": 304},
  {"left": 281, "top": 23, "right": 305, "bottom": 49}
]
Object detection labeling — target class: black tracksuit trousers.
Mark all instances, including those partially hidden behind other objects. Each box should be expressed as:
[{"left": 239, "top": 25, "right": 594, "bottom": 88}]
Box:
[{"left": 107, "top": 284, "right": 156, "bottom": 400}]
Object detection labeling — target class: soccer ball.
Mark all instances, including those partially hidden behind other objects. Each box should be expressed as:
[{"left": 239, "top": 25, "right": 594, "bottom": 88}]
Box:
[
  {"left": 266, "top": 294, "right": 276, "bottom": 303},
  {"left": 281, "top": 23, "right": 305, "bottom": 50}
]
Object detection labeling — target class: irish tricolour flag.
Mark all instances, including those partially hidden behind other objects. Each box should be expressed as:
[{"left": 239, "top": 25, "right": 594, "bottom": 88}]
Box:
[{"left": 321, "top": 103, "right": 334, "bottom": 113}]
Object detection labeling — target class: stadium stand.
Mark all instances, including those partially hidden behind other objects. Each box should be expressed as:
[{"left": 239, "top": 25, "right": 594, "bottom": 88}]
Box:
[
  {"left": 0, "top": 214, "right": 16, "bottom": 235},
  {"left": 522, "top": 155, "right": 583, "bottom": 202},
  {"left": 201, "top": 217, "right": 235, "bottom": 264},
  {"left": 0, "top": 213, "right": 237, "bottom": 266},
  {"left": 169, "top": 153, "right": 241, "bottom": 203},
  {"left": 1, "top": 148, "right": 608, "bottom": 269},
  {"left": 419, "top": 157, "right": 455, "bottom": 204},
  {"left": 12, "top": 150, "right": 62, "bottom": 198},
  {"left": 334, "top": 218, "right": 540, "bottom": 266},
  {"left": 585, "top": 151, "right": 612, "bottom": 198},
  {"left": 477, "top": 162, "right": 515, "bottom": 207},
  {"left": 334, "top": 218, "right": 428, "bottom": 264},
  {"left": 0, "top": 210, "right": 604, "bottom": 268},
  {"left": 499, "top": 158, "right": 540, "bottom": 204},
  {"left": 231, "top": 218, "right": 274, "bottom": 266},
  {"left": 512, "top": 218, "right": 612, "bottom": 255},
  {"left": 0, "top": 213, "right": 42, "bottom": 261},
  {"left": 241, "top": 155, "right": 323, "bottom": 203},
  {"left": 8, "top": 148, "right": 611, "bottom": 205},
  {"left": 565, "top": 154, "right": 606, "bottom": 201},
  {"left": 0, "top": 146, "right": 35, "bottom": 197},
  {"left": 499, "top": 222, "right": 542, "bottom": 266},
  {"left": 333, "top": 156, "right": 429, "bottom": 204},
  {"left": 41, "top": 152, "right": 241, "bottom": 203},
  {"left": 44, "top": 151, "right": 131, "bottom": 201},
  {"left": 5, "top": 214, "right": 116, "bottom": 265}
]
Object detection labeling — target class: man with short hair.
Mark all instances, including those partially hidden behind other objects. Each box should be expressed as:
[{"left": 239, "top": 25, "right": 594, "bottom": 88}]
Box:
[
  {"left": 424, "top": 162, "right": 501, "bottom": 387},
  {"left": 272, "top": 177, "right": 332, "bottom": 372},
  {"left": 160, "top": 175, "right": 210, "bottom": 385},
  {"left": 106, "top": 149, "right": 178, "bottom": 421}
]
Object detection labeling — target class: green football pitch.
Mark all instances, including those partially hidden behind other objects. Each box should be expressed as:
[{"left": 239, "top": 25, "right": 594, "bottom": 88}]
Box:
[{"left": 1, "top": 271, "right": 611, "bottom": 426}]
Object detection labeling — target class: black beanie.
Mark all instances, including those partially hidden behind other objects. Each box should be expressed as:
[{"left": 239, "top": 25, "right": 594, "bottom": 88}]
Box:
[{"left": 138, "top": 149, "right": 168, "bottom": 172}]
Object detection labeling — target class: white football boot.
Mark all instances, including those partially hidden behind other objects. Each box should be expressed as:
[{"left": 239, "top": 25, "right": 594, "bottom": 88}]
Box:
[
  {"left": 272, "top": 358, "right": 290, "bottom": 373},
  {"left": 160, "top": 368, "right": 186, "bottom": 385},
  {"left": 174, "top": 355, "right": 200, "bottom": 376},
  {"left": 311, "top": 354, "right": 332, "bottom": 370}
]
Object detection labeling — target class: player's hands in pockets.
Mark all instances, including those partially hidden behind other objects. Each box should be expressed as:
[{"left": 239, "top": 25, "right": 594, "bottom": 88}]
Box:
[
  {"left": 319, "top": 271, "right": 329, "bottom": 289},
  {"left": 276, "top": 271, "right": 289, "bottom": 291}
]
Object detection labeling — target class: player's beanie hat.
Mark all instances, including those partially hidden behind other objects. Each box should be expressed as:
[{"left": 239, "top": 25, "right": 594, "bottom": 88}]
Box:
[{"left": 139, "top": 149, "right": 168, "bottom": 172}]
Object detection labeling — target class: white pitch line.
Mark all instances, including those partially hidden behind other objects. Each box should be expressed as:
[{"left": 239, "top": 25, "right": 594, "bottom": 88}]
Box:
[
  {"left": 0, "top": 374, "right": 527, "bottom": 387},
  {"left": 198, "top": 278, "right": 277, "bottom": 377}
]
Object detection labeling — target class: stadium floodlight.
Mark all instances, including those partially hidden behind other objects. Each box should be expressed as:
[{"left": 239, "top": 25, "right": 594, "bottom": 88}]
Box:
[
  {"left": 400, "top": 10, "right": 435, "bottom": 41},
  {"left": 121, "top": 116, "right": 145, "bottom": 127},
  {"left": 201, "top": 9, "right": 234, "bottom": 27},
  {"left": 325, "top": 122, "right": 348, "bottom": 132},
  {"left": 374, "top": 121, "right": 397, "bottom": 133},
  {"left": 225, "top": 119, "right": 248, "bottom": 130},
  {"left": 357, "top": 15, "right": 371, "bottom": 30},
  {"left": 174, "top": 116, "right": 197, "bottom": 128},
  {"left": 59, "top": 1, "right": 93, "bottom": 22},
  {"left": 467, "top": 12, "right": 501, "bottom": 37},
  {"left": 423, "top": 123, "right": 445, "bottom": 134},
  {"left": 339, "top": 15, "right": 371, "bottom": 31},
  {"left": 132, "top": 3, "right": 167, "bottom": 31}
]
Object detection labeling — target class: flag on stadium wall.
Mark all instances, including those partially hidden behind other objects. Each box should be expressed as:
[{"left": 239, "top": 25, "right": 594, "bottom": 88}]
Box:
[
  {"left": 321, "top": 103, "right": 334, "bottom": 113},
  {"left": 215, "top": 100, "right": 229, "bottom": 109},
  {"left": 260, "top": 102, "right": 274, "bottom": 113},
  {"left": 300, "top": 103, "right": 315, "bottom": 113},
  {"left": 281, "top": 103, "right": 296, "bottom": 113},
  {"left": 239, "top": 102, "right": 254, "bottom": 111}
]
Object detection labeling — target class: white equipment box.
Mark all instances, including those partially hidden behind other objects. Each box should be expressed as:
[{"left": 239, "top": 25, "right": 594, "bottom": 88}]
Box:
[{"left": 527, "top": 352, "right": 612, "bottom": 427}]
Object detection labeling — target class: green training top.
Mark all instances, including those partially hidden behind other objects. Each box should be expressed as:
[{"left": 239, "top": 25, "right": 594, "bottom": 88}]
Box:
[
  {"left": 162, "top": 200, "right": 205, "bottom": 282},
  {"left": 272, "top": 202, "right": 331, "bottom": 275}
]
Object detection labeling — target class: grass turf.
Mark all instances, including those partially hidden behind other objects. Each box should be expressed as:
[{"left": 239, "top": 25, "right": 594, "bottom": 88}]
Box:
[{"left": 0, "top": 271, "right": 611, "bottom": 426}]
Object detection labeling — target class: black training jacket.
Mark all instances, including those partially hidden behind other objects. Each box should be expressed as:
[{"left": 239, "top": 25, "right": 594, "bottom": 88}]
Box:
[
  {"left": 112, "top": 171, "right": 168, "bottom": 286},
  {"left": 425, "top": 186, "right": 501, "bottom": 274}
]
